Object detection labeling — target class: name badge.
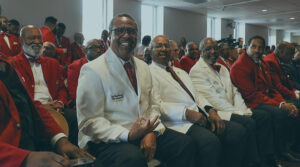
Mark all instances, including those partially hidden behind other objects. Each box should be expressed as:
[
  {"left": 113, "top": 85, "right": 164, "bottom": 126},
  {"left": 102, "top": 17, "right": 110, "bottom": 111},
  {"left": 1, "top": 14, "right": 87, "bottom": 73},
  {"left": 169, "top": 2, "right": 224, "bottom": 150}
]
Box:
[
  {"left": 111, "top": 94, "right": 124, "bottom": 102},
  {"left": 13, "top": 42, "right": 18, "bottom": 45}
]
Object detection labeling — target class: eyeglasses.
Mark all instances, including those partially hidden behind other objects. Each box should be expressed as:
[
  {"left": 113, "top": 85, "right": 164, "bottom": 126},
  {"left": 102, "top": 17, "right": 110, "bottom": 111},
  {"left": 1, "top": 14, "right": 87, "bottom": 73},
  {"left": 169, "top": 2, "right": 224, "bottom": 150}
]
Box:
[
  {"left": 205, "top": 46, "right": 218, "bottom": 52},
  {"left": 111, "top": 27, "right": 137, "bottom": 35},
  {"left": 154, "top": 43, "right": 171, "bottom": 49},
  {"left": 87, "top": 45, "right": 105, "bottom": 50}
]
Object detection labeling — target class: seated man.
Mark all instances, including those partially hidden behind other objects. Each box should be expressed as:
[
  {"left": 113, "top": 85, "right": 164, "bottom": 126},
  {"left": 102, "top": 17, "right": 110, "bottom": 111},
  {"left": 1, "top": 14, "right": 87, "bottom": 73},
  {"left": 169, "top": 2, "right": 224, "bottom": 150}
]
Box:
[
  {"left": 71, "top": 33, "right": 85, "bottom": 62},
  {"left": 179, "top": 42, "right": 199, "bottom": 73},
  {"left": 13, "top": 25, "right": 78, "bottom": 146},
  {"left": 76, "top": 14, "right": 196, "bottom": 167},
  {"left": 169, "top": 40, "right": 182, "bottom": 68},
  {"left": 282, "top": 50, "right": 300, "bottom": 90},
  {"left": 149, "top": 35, "right": 247, "bottom": 167},
  {"left": 67, "top": 39, "right": 105, "bottom": 107},
  {"left": 190, "top": 37, "right": 275, "bottom": 166},
  {"left": 230, "top": 36, "right": 300, "bottom": 164},
  {"left": 55, "top": 22, "right": 72, "bottom": 66},
  {"left": 264, "top": 41, "right": 300, "bottom": 155},
  {"left": 0, "top": 58, "right": 94, "bottom": 167},
  {"left": 217, "top": 42, "right": 233, "bottom": 71}
]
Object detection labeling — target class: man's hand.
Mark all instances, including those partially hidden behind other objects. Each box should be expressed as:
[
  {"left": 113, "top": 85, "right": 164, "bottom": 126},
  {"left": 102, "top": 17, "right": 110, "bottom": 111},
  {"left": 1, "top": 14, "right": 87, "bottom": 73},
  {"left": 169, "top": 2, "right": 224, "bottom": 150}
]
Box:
[
  {"left": 55, "top": 137, "right": 95, "bottom": 160},
  {"left": 44, "top": 101, "right": 64, "bottom": 114},
  {"left": 140, "top": 132, "right": 157, "bottom": 161},
  {"left": 23, "top": 152, "right": 71, "bottom": 167},
  {"left": 128, "top": 115, "right": 160, "bottom": 141},
  {"left": 185, "top": 109, "right": 207, "bottom": 127},
  {"left": 208, "top": 109, "right": 226, "bottom": 135},
  {"left": 281, "top": 103, "right": 298, "bottom": 117}
]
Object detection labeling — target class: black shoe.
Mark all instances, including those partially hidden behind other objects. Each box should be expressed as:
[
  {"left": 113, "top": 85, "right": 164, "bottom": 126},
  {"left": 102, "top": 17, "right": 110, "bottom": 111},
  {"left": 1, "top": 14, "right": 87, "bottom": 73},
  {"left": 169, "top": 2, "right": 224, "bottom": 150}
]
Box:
[{"left": 266, "top": 156, "right": 283, "bottom": 167}]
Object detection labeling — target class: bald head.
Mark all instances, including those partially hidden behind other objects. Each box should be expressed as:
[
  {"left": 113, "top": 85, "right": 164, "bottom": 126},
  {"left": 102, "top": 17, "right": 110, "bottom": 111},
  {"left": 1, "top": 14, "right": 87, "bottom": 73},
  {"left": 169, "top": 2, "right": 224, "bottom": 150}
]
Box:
[
  {"left": 0, "top": 16, "right": 8, "bottom": 32},
  {"left": 275, "top": 41, "right": 295, "bottom": 63},
  {"left": 20, "top": 25, "right": 43, "bottom": 58},
  {"left": 186, "top": 42, "right": 199, "bottom": 60},
  {"left": 150, "top": 35, "right": 171, "bottom": 66},
  {"left": 74, "top": 32, "right": 84, "bottom": 45},
  {"left": 85, "top": 39, "right": 105, "bottom": 61},
  {"left": 169, "top": 40, "right": 179, "bottom": 61}
]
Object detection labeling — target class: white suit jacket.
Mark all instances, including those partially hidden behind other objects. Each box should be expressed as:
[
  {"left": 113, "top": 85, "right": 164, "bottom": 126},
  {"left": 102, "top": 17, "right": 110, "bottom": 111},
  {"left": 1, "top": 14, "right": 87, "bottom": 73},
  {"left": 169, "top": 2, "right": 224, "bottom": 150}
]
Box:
[
  {"left": 149, "top": 62, "right": 210, "bottom": 134},
  {"left": 189, "top": 58, "right": 252, "bottom": 121},
  {"left": 76, "top": 48, "right": 165, "bottom": 148}
]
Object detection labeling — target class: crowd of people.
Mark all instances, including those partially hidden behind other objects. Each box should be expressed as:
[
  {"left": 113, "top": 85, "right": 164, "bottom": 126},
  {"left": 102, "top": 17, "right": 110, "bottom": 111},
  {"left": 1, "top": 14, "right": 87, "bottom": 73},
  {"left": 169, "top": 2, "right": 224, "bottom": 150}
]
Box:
[{"left": 1, "top": 10, "right": 300, "bottom": 167}]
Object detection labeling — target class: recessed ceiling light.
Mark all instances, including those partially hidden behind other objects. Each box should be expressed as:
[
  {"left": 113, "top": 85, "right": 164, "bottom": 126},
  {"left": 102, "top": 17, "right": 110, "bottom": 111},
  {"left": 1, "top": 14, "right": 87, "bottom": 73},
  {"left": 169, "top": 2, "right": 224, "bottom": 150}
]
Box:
[
  {"left": 290, "top": 17, "right": 295, "bottom": 20},
  {"left": 262, "top": 9, "right": 268, "bottom": 12}
]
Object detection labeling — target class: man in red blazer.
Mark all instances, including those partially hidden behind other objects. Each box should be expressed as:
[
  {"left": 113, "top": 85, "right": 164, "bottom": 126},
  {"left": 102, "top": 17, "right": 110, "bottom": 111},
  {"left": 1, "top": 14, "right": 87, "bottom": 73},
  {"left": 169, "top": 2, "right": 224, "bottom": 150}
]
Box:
[
  {"left": 67, "top": 39, "right": 105, "bottom": 106},
  {"left": 56, "top": 22, "right": 72, "bottom": 65},
  {"left": 40, "top": 16, "right": 57, "bottom": 46},
  {"left": 230, "top": 36, "right": 300, "bottom": 163},
  {"left": 0, "top": 58, "right": 94, "bottom": 167},
  {"left": 0, "top": 16, "right": 21, "bottom": 57},
  {"left": 71, "top": 32, "right": 85, "bottom": 62},
  {"left": 13, "top": 25, "right": 78, "bottom": 146},
  {"left": 169, "top": 40, "right": 182, "bottom": 68},
  {"left": 263, "top": 42, "right": 299, "bottom": 99},
  {"left": 217, "top": 42, "right": 233, "bottom": 71},
  {"left": 179, "top": 42, "right": 199, "bottom": 73}
]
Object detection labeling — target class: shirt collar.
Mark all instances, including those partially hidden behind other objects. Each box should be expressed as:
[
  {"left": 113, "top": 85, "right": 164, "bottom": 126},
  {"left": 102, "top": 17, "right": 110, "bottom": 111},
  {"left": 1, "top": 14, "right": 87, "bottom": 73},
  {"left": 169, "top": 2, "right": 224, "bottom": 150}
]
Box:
[
  {"left": 152, "top": 61, "right": 168, "bottom": 70},
  {"left": 24, "top": 53, "right": 40, "bottom": 60}
]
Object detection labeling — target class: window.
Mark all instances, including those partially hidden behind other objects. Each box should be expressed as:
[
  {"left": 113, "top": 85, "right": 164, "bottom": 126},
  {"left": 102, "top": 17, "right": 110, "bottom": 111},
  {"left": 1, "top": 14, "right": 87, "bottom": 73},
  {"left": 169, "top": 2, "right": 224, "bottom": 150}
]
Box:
[
  {"left": 234, "top": 22, "right": 245, "bottom": 45},
  {"left": 268, "top": 29, "right": 276, "bottom": 46},
  {"left": 141, "top": 4, "right": 164, "bottom": 38},
  {"left": 82, "top": 0, "right": 113, "bottom": 44},
  {"left": 206, "top": 17, "right": 220, "bottom": 40}
]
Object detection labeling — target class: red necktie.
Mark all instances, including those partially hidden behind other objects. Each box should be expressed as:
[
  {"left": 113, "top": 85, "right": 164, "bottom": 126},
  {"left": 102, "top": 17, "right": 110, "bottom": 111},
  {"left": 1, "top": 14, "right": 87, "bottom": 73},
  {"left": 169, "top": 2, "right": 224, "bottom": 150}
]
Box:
[
  {"left": 28, "top": 58, "right": 41, "bottom": 64},
  {"left": 124, "top": 62, "right": 137, "bottom": 94},
  {"left": 211, "top": 65, "right": 221, "bottom": 72},
  {"left": 166, "top": 66, "right": 195, "bottom": 101}
]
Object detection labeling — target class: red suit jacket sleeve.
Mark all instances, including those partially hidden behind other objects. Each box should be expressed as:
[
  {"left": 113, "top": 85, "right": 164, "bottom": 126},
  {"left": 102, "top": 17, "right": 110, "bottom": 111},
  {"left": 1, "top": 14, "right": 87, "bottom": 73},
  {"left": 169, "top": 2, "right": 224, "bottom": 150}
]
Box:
[
  {"left": 0, "top": 142, "right": 30, "bottom": 167},
  {"left": 230, "top": 53, "right": 284, "bottom": 109},
  {"left": 67, "top": 58, "right": 87, "bottom": 105},
  {"left": 179, "top": 56, "right": 198, "bottom": 73},
  {"left": 263, "top": 53, "right": 296, "bottom": 99}
]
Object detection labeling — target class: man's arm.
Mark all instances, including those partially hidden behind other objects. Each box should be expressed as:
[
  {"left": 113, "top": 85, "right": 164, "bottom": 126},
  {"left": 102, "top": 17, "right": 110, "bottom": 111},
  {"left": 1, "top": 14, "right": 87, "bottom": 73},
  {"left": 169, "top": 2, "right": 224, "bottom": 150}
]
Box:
[
  {"left": 56, "top": 65, "right": 68, "bottom": 105},
  {"left": 67, "top": 63, "right": 79, "bottom": 104}
]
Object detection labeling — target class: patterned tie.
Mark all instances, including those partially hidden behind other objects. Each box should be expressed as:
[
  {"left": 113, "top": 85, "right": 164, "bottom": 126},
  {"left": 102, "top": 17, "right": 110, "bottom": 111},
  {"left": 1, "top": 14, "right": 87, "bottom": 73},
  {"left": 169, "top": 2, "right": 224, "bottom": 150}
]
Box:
[
  {"left": 124, "top": 62, "right": 137, "bottom": 94},
  {"left": 166, "top": 66, "right": 195, "bottom": 101}
]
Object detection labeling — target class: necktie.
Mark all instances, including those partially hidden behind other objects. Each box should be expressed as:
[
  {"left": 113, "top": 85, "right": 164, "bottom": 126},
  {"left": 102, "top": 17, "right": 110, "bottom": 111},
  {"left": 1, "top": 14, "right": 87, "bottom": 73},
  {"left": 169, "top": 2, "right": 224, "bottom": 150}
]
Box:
[
  {"left": 124, "top": 62, "right": 137, "bottom": 94},
  {"left": 211, "top": 65, "right": 221, "bottom": 72},
  {"left": 166, "top": 66, "right": 195, "bottom": 101},
  {"left": 28, "top": 58, "right": 41, "bottom": 64}
]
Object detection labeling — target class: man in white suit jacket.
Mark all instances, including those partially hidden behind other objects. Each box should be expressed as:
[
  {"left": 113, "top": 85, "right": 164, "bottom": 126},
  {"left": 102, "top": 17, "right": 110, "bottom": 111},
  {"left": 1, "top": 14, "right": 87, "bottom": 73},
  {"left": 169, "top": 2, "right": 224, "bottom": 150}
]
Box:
[
  {"left": 190, "top": 37, "right": 275, "bottom": 166},
  {"left": 149, "top": 35, "right": 248, "bottom": 167},
  {"left": 76, "top": 14, "right": 195, "bottom": 167}
]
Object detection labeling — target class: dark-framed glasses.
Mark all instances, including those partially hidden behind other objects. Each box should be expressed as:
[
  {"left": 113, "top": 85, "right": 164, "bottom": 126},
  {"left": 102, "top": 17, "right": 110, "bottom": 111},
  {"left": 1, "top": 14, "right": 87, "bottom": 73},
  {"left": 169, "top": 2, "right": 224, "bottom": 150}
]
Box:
[{"left": 112, "top": 27, "right": 137, "bottom": 35}]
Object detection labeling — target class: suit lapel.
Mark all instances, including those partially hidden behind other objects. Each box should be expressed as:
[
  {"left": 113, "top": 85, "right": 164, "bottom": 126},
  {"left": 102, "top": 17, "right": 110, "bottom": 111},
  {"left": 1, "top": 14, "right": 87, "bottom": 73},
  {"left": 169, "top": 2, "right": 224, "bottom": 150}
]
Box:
[{"left": 198, "top": 58, "right": 225, "bottom": 88}]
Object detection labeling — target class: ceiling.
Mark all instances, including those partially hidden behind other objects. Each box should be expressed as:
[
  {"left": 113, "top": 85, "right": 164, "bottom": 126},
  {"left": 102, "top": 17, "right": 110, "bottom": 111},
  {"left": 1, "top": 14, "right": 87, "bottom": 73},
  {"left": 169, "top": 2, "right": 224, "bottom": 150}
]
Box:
[{"left": 138, "top": 0, "right": 300, "bottom": 34}]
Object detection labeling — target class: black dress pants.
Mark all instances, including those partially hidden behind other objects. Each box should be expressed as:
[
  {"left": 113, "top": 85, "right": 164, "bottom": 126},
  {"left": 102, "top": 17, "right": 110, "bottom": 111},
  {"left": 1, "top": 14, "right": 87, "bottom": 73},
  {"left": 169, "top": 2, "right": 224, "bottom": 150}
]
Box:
[
  {"left": 87, "top": 128, "right": 196, "bottom": 167},
  {"left": 186, "top": 124, "right": 221, "bottom": 167}
]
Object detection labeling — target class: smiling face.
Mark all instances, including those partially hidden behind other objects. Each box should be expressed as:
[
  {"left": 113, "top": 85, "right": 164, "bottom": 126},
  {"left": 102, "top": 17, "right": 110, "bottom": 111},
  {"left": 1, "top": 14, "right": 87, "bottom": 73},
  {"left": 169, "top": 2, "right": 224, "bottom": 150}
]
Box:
[
  {"left": 186, "top": 43, "right": 199, "bottom": 60},
  {"left": 21, "top": 26, "right": 43, "bottom": 58},
  {"left": 202, "top": 38, "right": 219, "bottom": 65},
  {"left": 109, "top": 16, "right": 137, "bottom": 61},
  {"left": 151, "top": 35, "right": 171, "bottom": 66}
]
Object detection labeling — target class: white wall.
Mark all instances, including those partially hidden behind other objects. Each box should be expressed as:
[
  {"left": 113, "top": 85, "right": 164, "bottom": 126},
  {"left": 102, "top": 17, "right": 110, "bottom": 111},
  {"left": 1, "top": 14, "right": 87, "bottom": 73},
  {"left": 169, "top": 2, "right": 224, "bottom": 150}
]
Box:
[
  {"left": 1, "top": 0, "right": 82, "bottom": 41},
  {"left": 221, "top": 18, "right": 234, "bottom": 39},
  {"left": 276, "top": 30, "right": 284, "bottom": 44},
  {"left": 245, "top": 24, "right": 269, "bottom": 46},
  {"left": 291, "top": 36, "right": 300, "bottom": 45},
  {"left": 163, "top": 7, "right": 207, "bottom": 44},
  {"left": 283, "top": 31, "right": 291, "bottom": 42},
  {"left": 113, "top": 0, "right": 142, "bottom": 40}
]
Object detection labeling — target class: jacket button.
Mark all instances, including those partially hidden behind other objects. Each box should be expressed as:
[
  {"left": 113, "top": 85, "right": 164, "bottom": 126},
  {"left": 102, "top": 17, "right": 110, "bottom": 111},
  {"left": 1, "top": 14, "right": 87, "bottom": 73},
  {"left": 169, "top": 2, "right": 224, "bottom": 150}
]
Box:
[{"left": 16, "top": 123, "right": 21, "bottom": 129}]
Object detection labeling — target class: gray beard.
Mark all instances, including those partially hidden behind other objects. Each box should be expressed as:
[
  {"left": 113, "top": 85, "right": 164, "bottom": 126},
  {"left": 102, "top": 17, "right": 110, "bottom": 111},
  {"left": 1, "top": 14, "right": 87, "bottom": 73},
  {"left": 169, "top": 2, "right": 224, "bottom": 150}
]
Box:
[{"left": 22, "top": 44, "right": 42, "bottom": 58}]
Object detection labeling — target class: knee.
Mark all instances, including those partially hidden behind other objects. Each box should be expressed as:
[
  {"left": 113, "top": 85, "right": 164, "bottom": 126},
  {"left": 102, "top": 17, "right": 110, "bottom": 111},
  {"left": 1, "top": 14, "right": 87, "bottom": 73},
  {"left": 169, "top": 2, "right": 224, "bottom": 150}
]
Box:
[
  {"left": 227, "top": 122, "right": 247, "bottom": 144},
  {"left": 177, "top": 135, "right": 196, "bottom": 156},
  {"left": 201, "top": 133, "right": 221, "bottom": 154},
  {"left": 119, "top": 149, "right": 147, "bottom": 167}
]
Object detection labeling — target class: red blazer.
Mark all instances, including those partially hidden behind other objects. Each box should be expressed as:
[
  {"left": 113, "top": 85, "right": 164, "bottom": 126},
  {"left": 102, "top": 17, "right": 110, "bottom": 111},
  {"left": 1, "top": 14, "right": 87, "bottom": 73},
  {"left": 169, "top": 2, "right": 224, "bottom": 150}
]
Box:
[
  {"left": 57, "top": 36, "right": 72, "bottom": 65},
  {"left": 0, "top": 33, "right": 21, "bottom": 57},
  {"left": 217, "top": 57, "right": 233, "bottom": 71},
  {"left": 67, "top": 57, "right": 88, "bottom": 104},
  {"left": 230, "top": 52, "right": 285, "bottom": 109},
  {"left": 0, "top": 79, "right": 62, "bottom": 166},
  {"left": 179, "top": 55, "right": 198, "bottom": 73},
  {"left": 71, "top": 42, "right": 85, "bottom": 62},
  {"left": 12, "top": 52, "right": 68, "bottom": 105},
  {"left": 40, "top": 26, "right": 57, "bottom": 46},
  {"left": 173, "top": 59, "right": 182, "bottom": 69},
  {"left": 263, "top": 53, "right": 296, "bottom": 99}
]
